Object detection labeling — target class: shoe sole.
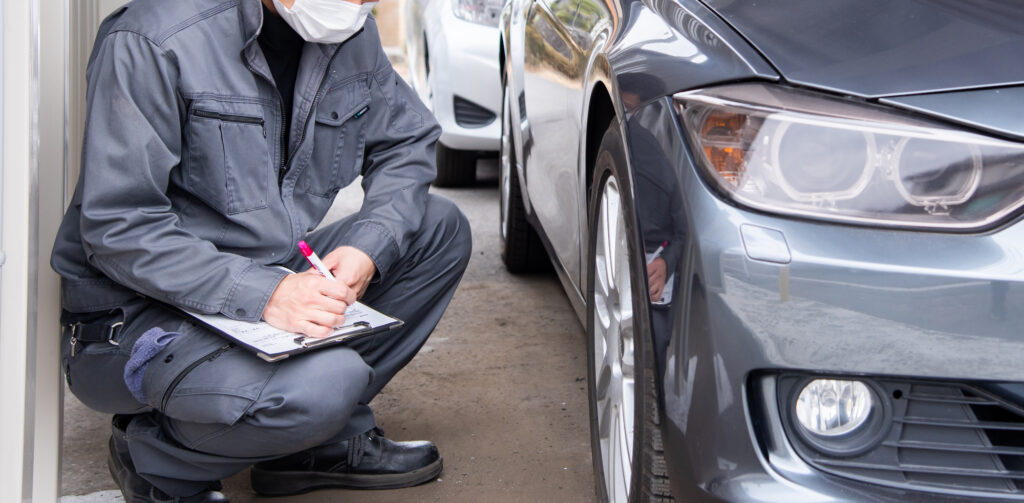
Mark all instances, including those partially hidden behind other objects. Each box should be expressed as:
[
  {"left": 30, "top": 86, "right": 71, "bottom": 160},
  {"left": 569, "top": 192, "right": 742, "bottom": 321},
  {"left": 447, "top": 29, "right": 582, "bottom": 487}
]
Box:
[{"left": 250, "top": 458, "right": 443, "bottom": 496}]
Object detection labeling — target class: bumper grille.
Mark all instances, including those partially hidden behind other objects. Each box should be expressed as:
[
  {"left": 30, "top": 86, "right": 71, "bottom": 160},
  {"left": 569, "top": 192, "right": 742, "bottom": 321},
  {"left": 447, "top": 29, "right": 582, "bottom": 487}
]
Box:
[
  {"left": 793, "top": 380, "right": 1024, "bottom": 496},
  {"left": 453, "top": 95, "right": 496, "bottom": 128}
]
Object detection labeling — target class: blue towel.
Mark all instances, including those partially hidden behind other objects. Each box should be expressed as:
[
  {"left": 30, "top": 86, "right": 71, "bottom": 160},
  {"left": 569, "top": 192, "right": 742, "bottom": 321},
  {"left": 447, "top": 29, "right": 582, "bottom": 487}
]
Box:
[{"left": 123, "top": 327, "right": 180, "bottom": 403}]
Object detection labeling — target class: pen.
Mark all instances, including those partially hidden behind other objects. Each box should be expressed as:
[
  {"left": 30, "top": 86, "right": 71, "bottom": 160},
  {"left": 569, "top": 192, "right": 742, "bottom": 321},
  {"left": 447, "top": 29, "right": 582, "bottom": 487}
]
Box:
[
  {"left": 298, "top": 241, "right": 336, "bottom": 281},
  {"left": 648, "top": 241, "right": 669, "bottom": 264}
]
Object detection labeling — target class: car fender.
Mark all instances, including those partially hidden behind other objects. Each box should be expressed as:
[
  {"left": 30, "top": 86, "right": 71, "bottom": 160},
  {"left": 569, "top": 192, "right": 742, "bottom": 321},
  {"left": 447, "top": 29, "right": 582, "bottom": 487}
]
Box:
[
  {"left": 501, "top": 0, "right": 534, "bottom": 217},
  {"left": 606, "top": 0, "right": 777, "bottom": 107}
]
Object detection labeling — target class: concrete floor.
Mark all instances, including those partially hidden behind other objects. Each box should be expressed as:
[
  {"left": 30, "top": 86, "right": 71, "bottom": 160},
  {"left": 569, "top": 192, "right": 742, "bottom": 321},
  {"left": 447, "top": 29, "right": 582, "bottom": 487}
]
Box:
[{"left": 60, "top": 160, "right": 598, "bottom": 502}]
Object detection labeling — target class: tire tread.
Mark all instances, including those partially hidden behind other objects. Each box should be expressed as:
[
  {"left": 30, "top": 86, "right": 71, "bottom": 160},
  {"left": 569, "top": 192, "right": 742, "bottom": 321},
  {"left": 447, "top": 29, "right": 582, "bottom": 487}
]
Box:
[{"left": 434, "top": 143, "right": 476, "bottom": 187}]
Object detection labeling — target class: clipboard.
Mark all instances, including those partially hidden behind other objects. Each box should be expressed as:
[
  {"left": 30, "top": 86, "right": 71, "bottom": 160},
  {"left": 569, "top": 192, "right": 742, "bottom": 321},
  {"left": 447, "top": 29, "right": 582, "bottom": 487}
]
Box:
[{"left": 183, "top": 301, "right": 403, "bottom": 362}]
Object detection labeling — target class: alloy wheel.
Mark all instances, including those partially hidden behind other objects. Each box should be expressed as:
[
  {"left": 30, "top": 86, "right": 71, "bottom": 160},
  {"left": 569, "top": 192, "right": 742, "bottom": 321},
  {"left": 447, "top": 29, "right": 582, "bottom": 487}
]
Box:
[{"left": 592, "top": 176, "right": 635, "bottom": 502}]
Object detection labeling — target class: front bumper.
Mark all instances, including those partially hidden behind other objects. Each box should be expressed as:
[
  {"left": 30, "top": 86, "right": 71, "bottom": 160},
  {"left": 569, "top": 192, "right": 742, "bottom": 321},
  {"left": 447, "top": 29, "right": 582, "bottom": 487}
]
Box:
[
  {"left": 627, "top": 97, "right": 1024, "bottom": 502},
  {"left": 424, "top": 4, "right": 501, "bottom": 151}
]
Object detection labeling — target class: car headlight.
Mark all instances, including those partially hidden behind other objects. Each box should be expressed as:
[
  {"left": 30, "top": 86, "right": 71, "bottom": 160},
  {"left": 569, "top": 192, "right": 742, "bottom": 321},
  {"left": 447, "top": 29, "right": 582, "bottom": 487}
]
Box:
[
  {"left": 453, "top": 0, "right": 502, "bottom": 26},
  {"left": 674, "top": 83, "right": 1024, "bottom": 230}
]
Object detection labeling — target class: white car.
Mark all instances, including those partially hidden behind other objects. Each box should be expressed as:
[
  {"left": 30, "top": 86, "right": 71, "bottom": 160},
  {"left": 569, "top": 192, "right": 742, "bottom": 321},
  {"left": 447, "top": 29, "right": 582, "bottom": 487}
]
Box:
[{"left": 405, "top": 0, "right": 503, "bottom": 186}]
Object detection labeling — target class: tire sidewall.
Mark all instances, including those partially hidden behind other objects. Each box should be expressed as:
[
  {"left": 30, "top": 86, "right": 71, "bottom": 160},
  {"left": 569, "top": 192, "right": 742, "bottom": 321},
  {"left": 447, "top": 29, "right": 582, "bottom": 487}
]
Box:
[{"left": 585, "top": 119, "right": 657, "bottom": 503}]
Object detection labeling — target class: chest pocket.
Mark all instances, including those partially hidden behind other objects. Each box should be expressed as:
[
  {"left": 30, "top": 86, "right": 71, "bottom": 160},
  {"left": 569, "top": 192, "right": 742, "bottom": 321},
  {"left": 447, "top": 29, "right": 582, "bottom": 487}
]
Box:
[
  {"left": 302, "top": 78, "right": 371, "bottom": 198},
  {"left": 184, "top": 101, "right": 271, "bottom": 215}
]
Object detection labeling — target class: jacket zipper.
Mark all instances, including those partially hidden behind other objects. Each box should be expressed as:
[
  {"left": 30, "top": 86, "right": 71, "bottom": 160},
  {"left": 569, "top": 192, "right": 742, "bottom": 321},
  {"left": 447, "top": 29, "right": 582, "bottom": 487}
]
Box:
[
  {"left": 284, "top": 50, "right": 344, "bottom": 173},
  {"left": 159, "top": 343, "right": 233, "bottom": 411},
  {"left": 278, "top": 101, "right": 288, "bottom": 185},
  {"left": 242, "top": 55, "right": 295, "bottom": 261},
  {"left": 193, "top": 109, "right": 266, "bottom": 137},
  {"left": 285, "top": 83, "right": 328, "bottom": 171}
]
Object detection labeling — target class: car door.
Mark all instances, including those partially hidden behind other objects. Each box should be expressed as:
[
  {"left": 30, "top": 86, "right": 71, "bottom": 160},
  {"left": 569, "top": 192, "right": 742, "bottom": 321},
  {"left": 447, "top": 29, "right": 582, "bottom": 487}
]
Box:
[{"left": 521, "top": 0, "right": 585, "bottom": 287}]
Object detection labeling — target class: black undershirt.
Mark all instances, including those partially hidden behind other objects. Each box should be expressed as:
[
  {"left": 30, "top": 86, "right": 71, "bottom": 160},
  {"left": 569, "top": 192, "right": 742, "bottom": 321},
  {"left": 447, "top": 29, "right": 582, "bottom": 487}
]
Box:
[{"left": 258, "top": 5, "right": 304, "bottom": 162}]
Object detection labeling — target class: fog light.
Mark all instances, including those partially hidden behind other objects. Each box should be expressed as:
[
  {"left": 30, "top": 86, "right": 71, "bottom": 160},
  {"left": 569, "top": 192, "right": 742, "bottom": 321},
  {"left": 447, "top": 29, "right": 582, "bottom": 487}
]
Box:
[
  {"left": 780, "top": 376, "right": 891, "bottom": 458},
  {"left": 795, "top": 379, "right": 873, "bottom": 437}
]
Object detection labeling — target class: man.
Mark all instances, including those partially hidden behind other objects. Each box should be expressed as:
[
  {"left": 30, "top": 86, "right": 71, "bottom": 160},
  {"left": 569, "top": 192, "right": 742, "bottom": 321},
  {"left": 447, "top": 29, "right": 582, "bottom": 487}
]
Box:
[{"left": 51, "top": 0, "right": 472, "bottom": 500}]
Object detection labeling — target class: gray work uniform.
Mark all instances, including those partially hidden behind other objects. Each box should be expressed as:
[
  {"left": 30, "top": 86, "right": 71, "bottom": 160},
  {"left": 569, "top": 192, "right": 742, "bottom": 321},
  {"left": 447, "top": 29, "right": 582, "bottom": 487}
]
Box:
[{"left": 50, "top": 0, "right": 471, "bottom": 496}]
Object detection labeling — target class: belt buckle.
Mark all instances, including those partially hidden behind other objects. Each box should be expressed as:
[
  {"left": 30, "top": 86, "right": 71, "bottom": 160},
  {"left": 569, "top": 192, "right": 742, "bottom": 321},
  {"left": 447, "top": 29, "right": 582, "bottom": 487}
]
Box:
[{"left": 106, "top": 321, "right": 124, "bottom": 346}]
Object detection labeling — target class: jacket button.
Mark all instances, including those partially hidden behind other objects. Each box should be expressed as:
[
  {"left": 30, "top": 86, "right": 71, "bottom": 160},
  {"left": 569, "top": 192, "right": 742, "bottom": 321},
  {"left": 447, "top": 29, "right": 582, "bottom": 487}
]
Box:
[
  {"left": 330, "top": 111, "right": 339, "bottom": 120},
  {"left": 235, "top": 308, "right": 246, "bottom": 317}
]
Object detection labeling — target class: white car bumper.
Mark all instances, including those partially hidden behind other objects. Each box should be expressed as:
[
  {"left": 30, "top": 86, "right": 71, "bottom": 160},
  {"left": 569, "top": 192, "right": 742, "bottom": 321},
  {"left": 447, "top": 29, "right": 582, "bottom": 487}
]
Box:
[{"left": 425, "top": 4, "right": 502, "bottom": 151}]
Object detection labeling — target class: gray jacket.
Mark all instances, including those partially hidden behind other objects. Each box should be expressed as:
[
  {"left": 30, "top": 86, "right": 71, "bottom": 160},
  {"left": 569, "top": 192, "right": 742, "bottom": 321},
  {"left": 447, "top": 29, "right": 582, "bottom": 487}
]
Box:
[{"left": 51, "top": 0, "right": 440, "bottom": 322}]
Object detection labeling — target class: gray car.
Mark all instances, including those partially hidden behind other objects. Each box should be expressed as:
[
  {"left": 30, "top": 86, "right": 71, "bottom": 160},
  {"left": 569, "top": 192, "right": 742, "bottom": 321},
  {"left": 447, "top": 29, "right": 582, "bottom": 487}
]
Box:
[{"left": 497, "top": 0, "right": 1024, "bottom": 501}]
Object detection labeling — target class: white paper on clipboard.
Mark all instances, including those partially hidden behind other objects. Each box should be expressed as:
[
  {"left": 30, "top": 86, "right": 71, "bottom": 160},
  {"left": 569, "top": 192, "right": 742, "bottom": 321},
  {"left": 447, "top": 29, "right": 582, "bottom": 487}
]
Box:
[{"left": 183, "top": 301, "right": 400, "bottom": 360}]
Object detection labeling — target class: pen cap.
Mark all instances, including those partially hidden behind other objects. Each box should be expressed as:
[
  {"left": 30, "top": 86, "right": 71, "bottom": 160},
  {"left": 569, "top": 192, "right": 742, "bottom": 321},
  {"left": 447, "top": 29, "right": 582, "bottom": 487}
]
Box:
[{"left": 298, "top": 241, "right": 313, "bottom": 257}]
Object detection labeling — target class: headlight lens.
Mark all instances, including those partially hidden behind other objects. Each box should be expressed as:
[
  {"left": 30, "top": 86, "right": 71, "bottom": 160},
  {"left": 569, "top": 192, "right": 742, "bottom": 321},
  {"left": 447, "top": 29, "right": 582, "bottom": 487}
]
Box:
[
  {"left": 453, "top": 0, "right": 502, "bottom": 26},
  {"left": 675, "top": 83, "right": 1024, "bottom": 230},
  {"left": 795, "top": 379, "right": 873, "bottom": 437}
]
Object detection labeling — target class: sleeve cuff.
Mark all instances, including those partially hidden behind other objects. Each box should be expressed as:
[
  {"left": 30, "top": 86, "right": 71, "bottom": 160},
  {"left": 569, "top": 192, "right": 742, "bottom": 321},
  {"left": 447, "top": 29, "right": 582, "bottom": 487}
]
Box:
[
  {"left": 221, "top": 263, "right": 290, "bottom": 322},
  {"left": 664, "top": 246, "right": 683, "bottom": 280},
  {"left": 340, "top": 220, "right": 401, "bottom": 282}
]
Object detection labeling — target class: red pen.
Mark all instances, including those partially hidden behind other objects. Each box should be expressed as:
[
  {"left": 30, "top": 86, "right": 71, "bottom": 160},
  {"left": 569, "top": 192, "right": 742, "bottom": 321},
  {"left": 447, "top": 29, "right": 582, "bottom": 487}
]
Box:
[
  {"left": 298, "top": 241, "right": 336, "bottom": 281},
  {"left": 648, "top": 241, "right": 669, "bottom": 264}
]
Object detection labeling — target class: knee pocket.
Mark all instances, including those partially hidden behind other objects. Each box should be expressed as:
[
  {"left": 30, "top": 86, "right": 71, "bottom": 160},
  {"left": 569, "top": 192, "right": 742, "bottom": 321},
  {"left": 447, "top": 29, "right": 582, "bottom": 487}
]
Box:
[
  {"left": 160, "top": 346, "right": 272, "bottom": 426},
  {"left": 250, "top": 347, "right": 373, "bottom": 430},
  {"left": 141, "top": 323, "right": 271, "bottom": 425}
]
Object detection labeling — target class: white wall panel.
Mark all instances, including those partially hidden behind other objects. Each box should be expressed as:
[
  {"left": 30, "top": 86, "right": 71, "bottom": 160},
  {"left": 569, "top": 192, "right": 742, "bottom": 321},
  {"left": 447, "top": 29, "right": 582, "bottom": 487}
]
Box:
[{"left": 1, "top": 0, "right": 41, "bottom": 500}]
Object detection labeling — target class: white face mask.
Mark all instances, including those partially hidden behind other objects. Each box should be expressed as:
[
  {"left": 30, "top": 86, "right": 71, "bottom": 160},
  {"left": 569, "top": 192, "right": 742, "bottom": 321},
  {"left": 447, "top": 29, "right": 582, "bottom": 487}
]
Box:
[{"left": 271, "top": 0, "right": 377, "bottom": 44}]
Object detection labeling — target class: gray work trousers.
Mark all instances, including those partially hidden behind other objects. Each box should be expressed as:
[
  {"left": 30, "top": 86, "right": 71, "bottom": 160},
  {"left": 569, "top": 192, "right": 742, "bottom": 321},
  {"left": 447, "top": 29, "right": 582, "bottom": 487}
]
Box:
[{"left": 60, "top": 195, "right": 472, "bottom": 497}]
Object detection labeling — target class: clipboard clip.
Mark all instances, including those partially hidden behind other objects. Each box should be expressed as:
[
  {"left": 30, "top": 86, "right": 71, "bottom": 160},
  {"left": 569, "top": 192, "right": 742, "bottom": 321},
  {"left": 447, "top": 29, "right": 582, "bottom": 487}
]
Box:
[{"left": 293, "top": 321, "right": 371, "bottom": 348}]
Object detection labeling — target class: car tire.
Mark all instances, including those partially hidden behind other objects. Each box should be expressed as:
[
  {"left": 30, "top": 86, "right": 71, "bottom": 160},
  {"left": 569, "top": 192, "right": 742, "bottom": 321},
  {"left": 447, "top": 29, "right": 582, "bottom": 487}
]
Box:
[
  {"left": 586, "top": 119, "right": 673, "bottom": 503},
  {"left": 434, "top": 142, "right": 477, "bottom": 187},
  {"left": 499, "top": 75, "right": 548, "bottom": 272}
]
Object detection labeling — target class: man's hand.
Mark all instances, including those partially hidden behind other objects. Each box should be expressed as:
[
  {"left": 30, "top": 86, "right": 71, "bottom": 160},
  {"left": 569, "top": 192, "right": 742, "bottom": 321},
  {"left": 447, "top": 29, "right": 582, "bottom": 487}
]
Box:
[
  {"left": 647, "top": 257, "right": 667, "bottom": 302},
  {"left": 263, "top": 270, "right": 356, "bottom": 338},
  {"left": 322, "top": 246, "right": 377, "bottom": 298}
]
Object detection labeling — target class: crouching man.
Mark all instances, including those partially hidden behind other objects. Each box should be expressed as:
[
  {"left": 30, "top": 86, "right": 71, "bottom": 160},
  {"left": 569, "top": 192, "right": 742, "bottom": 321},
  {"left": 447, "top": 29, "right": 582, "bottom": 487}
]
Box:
[{"left": 51, "top": 0, "right": 472, "bottom": 501}]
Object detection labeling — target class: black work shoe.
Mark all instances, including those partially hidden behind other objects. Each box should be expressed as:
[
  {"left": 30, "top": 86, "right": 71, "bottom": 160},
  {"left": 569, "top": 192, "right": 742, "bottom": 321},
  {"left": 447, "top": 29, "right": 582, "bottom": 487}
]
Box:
[
  {"left": 109, "top": 415, "right": 229, "bottom": 503},
  {"left": 250, "top": 428, "right": 443, "bottom": 496}
]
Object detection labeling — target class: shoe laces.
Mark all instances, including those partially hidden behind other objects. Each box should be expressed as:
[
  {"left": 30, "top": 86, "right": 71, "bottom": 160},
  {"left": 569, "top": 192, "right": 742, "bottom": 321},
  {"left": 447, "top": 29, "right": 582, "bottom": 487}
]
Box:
[
  {"left": 347, "top": 427, "right": 386, "bottom": 468},
  {"left": 348, "top": 433, "right": 366, "bottom": 468}
]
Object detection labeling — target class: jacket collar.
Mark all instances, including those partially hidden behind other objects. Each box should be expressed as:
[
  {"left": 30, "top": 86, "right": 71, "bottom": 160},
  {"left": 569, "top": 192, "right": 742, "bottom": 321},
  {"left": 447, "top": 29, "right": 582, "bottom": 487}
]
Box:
[{"left": 238, "top": 0, "right": 264, "bottom": 48}]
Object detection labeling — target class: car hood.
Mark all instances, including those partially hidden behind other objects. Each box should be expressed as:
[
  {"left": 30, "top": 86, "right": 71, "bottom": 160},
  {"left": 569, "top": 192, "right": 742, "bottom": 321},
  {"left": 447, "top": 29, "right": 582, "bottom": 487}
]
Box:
[{"left": 700, "top": 0, "right": 1024, "bottom": 98}]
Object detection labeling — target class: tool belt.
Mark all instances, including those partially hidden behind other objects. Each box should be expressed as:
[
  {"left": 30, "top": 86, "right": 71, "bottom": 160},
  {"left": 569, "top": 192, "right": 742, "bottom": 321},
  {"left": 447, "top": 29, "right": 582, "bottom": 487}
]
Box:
[
  {"left": 64, "top": 320, "right": 124, "bottom": 344},
  {"left": 62, "top": 309, "right": 125, "bottom": 356}
]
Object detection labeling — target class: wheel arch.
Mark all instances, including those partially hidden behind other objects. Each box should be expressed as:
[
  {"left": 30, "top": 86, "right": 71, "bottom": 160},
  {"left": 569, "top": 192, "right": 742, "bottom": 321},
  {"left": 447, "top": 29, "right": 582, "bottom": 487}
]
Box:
[
  {"left": 584, "top": 83, "right": 616, "bottom": 211},
  {"left": 498, "top": 36, "right": 506, "bottom": 86}
]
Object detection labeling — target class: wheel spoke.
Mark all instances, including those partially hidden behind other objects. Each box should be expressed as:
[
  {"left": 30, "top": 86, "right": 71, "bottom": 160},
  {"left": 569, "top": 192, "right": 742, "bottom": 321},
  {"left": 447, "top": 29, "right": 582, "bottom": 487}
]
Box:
[
  {"left": 617, "top": 402, "right": 632, "bottom": 494},
  {"left": 601, "top": 188, "right": 618, "bottom": 289},
  {"left": 598, "top": 370, "right": 613, "bottom": 436}
]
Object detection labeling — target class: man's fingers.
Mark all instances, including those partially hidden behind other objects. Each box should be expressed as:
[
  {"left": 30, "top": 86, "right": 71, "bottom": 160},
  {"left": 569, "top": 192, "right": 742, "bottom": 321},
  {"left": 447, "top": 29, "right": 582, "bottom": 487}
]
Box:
[
  {"left": 306, "top": 308, "right": 342, "bottom": 329},
  {"left": 318, "top": 279, "right": 357, "bottom": 305},
  {"left": 320, "top": 252, "right": 340, "bottom": 270},
  {"left": 650, "top": 284, "right": 664, "bottom": 300},
  {"left": 299, "top": 321, "right": 331, "bottom": 339},
  {"left": 313, "top": 296, "right": 348, "bottom": 315}
]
